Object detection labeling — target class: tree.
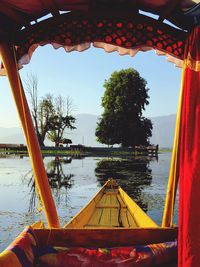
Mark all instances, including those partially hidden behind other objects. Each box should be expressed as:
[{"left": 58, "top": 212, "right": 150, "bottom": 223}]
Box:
[
  {"left": 47, "top": 96, "right": 76, "bottom": 147},
  {"left": 25, "top": 73, "right": 55, "bottom": 146},
  {"left": 24, "top": 73, "right": 40, "bottom": 140},
  {"left": 25, "top": 74, "right": 76, "bottom": 146},
  {"left": 37, "top": 94, "right": 55, "bottom": 146},
  {"left": 95, "top": 68, "right": 152, "bottom": 147}
]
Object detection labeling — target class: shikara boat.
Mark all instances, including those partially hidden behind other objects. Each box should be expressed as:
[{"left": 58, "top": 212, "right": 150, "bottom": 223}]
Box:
[
  {"left": 0, "top": 0, "right": 200, "bottom": 266},
  {"left": 0, "top": 179, "right": 177, "bottom": 267}
]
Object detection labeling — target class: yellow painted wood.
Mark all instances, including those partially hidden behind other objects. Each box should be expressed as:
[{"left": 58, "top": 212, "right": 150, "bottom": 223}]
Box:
[
  {"left": 31, "top": 221, "right": 45, "bottom": 229},
  {"left": 64, "top": 180, "right": 111, "bottom": 228},
  {"left": 84, "top": 225, "right": 120, "bottom": 228},
  {"left": 96, "top": 204, "right": 119, "bottom": 208},
  {"left": 0, "top": 251, "right": 22, "bottom": 267},
  {"left": 105, "top": 191, "right": 118, "bottom": 195},
  {"left": 117, "top": 194, "right": 127, "bottom": 208},
  {"left": 110, "top": 208, "right": 120, "bottom": 227},
  {"left": 98, "top": 194, "right": 111, "bottom": 206},
  {"left": 65, "top": 179, "right": 158, "bottom": 229},
  {"left": 98, "top": 195, "right": 107, "bottom": 206},
  {"left": 87, "top": 208, "right": 103, "bottom": 226},
  {"left": 120, "top": 209, "right": 129, "bottom": 227},
  {"left": 127, "top": 210, "right": 138, "bottom": 227},
  {"left": 65, "top": 200, "right": 96, "bottom": 228},
  {"left": 162, "top": 78, "right": 183, "bottom": 227},
  {"left": 110, "top": 194, "right": 119, "bottom": 206},
  {"left": 105, "top": 194, "right": 111, "bottom": 205},
  {"left": 0, "top": 42, "right": 60, "bottom": 228},
  {"left": 118, "top": 188, "right": 158, "bottom": 227},
  {"left": 99, "top": 208, "right": 111, "bottom": 226}
]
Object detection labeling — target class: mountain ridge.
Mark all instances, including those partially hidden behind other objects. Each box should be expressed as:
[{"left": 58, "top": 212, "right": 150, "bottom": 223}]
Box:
[{"left": 0, "top": 113, "right": 176, "bottom": 148}]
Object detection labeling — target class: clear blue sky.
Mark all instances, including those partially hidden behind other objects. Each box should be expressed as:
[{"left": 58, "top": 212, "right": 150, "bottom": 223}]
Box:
[{"left": 0, "top": 45, "right": 182, "bottom": 127}]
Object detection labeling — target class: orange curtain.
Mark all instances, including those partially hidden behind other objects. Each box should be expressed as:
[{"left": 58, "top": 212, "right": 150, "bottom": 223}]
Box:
[{"left": 179, "top": 25, "right": 200, "bottom": 266}]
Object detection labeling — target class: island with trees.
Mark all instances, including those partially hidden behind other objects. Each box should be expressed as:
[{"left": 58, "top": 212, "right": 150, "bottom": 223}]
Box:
[{"left": 0, "top": 70, "right": 158, "bottom": 156}]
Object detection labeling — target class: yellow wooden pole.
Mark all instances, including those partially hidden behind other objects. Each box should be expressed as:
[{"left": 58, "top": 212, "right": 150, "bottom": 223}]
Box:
[
  {"left": 162, "top": 72, "right": 184, "bottom": 227},
  {"left": 0, "top": 42, "right": 60, "bottom": 228}
]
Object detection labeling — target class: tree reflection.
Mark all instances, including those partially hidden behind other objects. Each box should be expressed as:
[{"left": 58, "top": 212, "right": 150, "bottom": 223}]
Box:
[
  {"left": 22, "top": 157, "right": 74, "bottom": 211},
  {"left": 95, "top": 157, "right": 153, "bottom": 212},
  {"left": 47, "top": 156, "right": 74, "bottom": 189}
]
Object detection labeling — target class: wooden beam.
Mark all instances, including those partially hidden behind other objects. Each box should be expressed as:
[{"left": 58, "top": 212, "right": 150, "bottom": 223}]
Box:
[
  {"left": 33, "top": 227, "right": 178, "bottom": 247},
  {"left": 0, "top": 42, "right": 60, "bottom": 228},
  {"left": 158, "top": 0, "right": 182, "bottom": 22},
  {"left": 39, "top": 0, "right": 60, "bottom": 17},
  {"left": 0, "top": 3, "right": 29, "bottom": 25},
  {"left": 162, "top": 75, "right": 183, "bottom": 227}
]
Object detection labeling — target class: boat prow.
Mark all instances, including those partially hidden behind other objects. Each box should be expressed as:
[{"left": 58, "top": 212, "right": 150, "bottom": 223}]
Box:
[
  {"left": 0, "top": 179, "right": 177, "bottom": 267},
  {"left": 65, "top": 179, "right": 158, "bottom": 228}
]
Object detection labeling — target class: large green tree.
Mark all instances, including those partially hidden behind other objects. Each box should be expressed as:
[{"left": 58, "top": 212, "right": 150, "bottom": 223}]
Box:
[{"left": 96, "top": 68, "right": 152, "bottom": 147}]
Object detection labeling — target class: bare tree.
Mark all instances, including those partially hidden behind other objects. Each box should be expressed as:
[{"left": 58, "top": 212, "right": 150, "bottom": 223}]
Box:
[
  {"left": 48, "top": 96, "right": 76, "bottom": 147},
  {"left": 24, "top": 73, "right": 39, "bottom": 134},
  {"left": 24, "top": 74, "right": 55, "bottom": 146},
  {"left": 37, "top": 94, "right": 55, "bottom": 146},
  {"left": 25, "top": 74, "right": 76, "bottom": 147},
  {"left": 66, "top": 96, "right": 76, "bottom": 116}
]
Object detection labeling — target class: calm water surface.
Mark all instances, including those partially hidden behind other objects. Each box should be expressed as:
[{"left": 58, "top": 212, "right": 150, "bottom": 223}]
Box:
[{"left": 0, "top": 152, "right": 178, "bottom": 251}]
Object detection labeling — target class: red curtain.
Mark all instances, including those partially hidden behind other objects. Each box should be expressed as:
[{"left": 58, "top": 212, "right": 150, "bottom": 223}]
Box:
[{"left": 179, "top": 25, "right": 200, "bottom": 266}]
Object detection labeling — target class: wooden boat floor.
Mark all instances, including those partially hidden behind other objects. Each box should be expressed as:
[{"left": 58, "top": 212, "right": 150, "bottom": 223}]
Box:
[
  {"left": 65, "top": 180, "right": 157, "bottom": 229},
  {"left": 84, "top": 189, "right": 138, "bottom": 228}
]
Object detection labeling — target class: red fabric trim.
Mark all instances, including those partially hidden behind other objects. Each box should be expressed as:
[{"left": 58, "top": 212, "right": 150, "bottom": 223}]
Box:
[{"left": 178, "top": 25, "right": 200, "bottom": 267}]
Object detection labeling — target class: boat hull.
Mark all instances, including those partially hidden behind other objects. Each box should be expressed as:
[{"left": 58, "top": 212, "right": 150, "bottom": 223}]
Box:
[
  {"left": 0, "top": 180, "right": 178, "bottom": 266},
  {"left": 0, "top": 225, "right": 177, "bottom": 267}
]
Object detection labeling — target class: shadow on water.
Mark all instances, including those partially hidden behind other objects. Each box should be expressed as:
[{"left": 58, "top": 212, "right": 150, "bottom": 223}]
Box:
[
  {"left": 22, "top": 156, "right": 74, "bottom": 211},
  {"left": 95, "top": 156, "right": 155, "bottom": 212}
]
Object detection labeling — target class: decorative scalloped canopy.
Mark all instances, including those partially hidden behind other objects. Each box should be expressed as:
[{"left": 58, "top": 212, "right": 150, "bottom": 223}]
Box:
[{"left": 0, "top": 0, "right": 199, "bottom": 72}]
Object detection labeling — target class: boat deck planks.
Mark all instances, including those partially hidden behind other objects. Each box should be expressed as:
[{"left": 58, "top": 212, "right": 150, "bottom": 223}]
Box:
[
  {"left": 99, "top": 207, "right": 111, "bottom": 226},
  {"left": 85, "top": 189, "right": 139, "bottom": 228},
  {"left": 87, "top": 208, "right": 103, "bottom": 226},
  {"left": 110, "top": 208, "right": 120, "bottom": 227},
  {"left": 65, "top": 180, "right": 158, "bottom": 229},
  {"left": 120, "top": 209, "right": 129, "bottom": 227}
]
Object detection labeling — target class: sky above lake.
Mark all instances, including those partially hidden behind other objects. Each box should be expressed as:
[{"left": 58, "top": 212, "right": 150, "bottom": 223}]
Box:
[{"left": 0, "top": 44, "right": 182, "bottom": 127}]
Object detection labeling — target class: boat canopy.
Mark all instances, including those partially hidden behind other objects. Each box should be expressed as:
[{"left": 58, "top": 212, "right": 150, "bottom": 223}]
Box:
[
  {"left": 0, "top": 0, "right": 199, "bottom": 73},
  {"left": 1, "top": 1, "right": 200, "bottom": 266}
]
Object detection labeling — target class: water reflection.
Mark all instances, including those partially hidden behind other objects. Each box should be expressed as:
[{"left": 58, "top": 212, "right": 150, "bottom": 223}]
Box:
[
  {"left": 23, "top": 157, "right": 74, "bottom": 211},
  {"left": 95, "top": 157, "right": 153, "bottom": 212},
  {"left": 47, "top": 156, "right": 74, "bottom": 189},
  {"left": 23, "top": 155, "right": 156, "bottom": 213},
  {"left": 0, "top": 153, "right": 174, "bottom": 251}
]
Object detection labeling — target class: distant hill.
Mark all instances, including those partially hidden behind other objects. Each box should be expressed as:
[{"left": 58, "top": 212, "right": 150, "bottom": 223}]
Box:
[
  {"left": 150, "top": 114, "right": 176, "bottom": 148},
  {"left": 0, "top": 127, "right": 25, "bottom": 144},
  {"left": 69, "top": 114, "right": 105, "bottom": 147},
  {"left": 0, "top": 114, "right": 176, "bottom": 148},
  {"left": 71, "top": 113, "right": 176, "bottom": 148}
]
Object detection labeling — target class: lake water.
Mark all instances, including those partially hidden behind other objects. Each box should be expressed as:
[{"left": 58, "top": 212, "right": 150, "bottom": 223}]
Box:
[{"left": 0, "top": 152, "right": 178, "bottom": 251}]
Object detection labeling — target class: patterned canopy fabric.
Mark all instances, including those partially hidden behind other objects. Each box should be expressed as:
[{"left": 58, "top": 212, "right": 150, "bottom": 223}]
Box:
[
  {"left": 12, "top": 12, "right": 185, "bottom": 73},
  {"left": 0, "top": 0, "right": 198, "bottom": 72}
]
